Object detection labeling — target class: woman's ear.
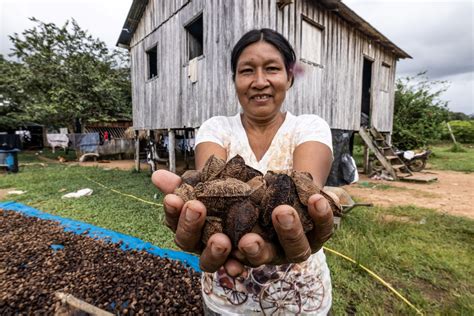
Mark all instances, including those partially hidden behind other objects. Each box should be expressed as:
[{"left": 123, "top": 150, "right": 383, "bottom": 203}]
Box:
[{"left": 287, "top": 73, "right": 294, "bottom": 89}]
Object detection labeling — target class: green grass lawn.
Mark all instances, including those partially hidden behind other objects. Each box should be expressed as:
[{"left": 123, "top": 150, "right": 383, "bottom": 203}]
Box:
[
  {"left": 429, "top": 144, "right": 474, "bottom": 173},
  {"left": 2, "top": 152, "right": 473, "bottom": 314}
]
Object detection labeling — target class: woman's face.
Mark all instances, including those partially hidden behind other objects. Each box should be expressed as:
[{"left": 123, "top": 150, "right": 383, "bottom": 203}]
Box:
[{"left": 234, "top": 41, "right": 292, "bottom": 121}]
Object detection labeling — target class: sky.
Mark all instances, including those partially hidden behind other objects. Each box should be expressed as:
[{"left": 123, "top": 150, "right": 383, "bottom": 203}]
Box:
[{"left": 1, "top": 0, "right": 473, "bottom": 114}]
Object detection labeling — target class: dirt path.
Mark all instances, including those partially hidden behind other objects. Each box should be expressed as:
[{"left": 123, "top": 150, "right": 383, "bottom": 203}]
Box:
[{"left": 343, "top": 170, "right": 474, "bottom": 219}]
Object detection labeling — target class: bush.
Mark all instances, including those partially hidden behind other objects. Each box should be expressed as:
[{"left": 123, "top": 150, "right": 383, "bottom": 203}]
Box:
[
  {"left": 448, "top": 142, "right": 467, "bottom": 153},
  {"left": 392, "top": 72, "right": 450, "bottom": 150},
  {"left": 441, "top": 120, "right": 474, "bottom": 144}
]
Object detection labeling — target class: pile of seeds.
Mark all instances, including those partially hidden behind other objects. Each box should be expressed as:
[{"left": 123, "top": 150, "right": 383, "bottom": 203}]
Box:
[
  {"left": 174, "top": 155, "right": 342, "bottom": 248},
  {"left": 0, "top": 209, "right": 202, "bottom": 314}
]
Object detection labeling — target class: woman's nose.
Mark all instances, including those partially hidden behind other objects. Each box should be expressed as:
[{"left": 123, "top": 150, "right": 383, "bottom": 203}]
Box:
[{"left": 252, "top": 69, "right": 269, "bottom": 89}]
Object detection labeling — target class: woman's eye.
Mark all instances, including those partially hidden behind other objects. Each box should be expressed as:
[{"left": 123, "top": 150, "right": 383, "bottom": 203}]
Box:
[
  {"left": 267, "top": 67, "right": 280, "bottom": 72},
  {"left": 240, "top": 68, "right": 253, "bottom": 74}
]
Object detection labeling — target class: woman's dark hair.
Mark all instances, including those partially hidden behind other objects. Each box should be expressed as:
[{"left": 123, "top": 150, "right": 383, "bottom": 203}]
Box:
[{"left": 231, "top": 28, "right": 296, "bottom": 85}]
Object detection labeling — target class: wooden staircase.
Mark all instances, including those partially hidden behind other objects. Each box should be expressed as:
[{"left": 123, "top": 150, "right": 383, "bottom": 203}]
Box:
[{"left": 358, "top": 127, "right": 412, "bottom": 180}]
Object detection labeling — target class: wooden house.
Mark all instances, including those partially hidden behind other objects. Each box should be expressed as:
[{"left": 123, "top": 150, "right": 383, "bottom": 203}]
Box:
[{"left": 117, "top": 0, "right": 411, "bottom": 177}]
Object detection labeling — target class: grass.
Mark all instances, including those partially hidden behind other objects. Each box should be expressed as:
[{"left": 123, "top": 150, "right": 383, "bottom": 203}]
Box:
[
  {"left": 2, "top": 151, "right": 474, "bottom": 314},
  {"left": 1, "top": 156, "right": 174, "bottom": 249},
  {"left": 356, "top": 181, "right": 402, "bottom": 191},
  {"left": 327, "top": 206, "right": 473, "bottom": 314},
  {"left": 429, "top": 143, "right": 474, "bottom": 173}
]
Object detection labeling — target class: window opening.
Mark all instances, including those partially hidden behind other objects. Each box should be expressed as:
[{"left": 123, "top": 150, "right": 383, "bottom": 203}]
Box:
[
  {"left": 381, "top": 62, "right": 391, "bottom": 92},
  {"left": 185, "top": 14, "right": 203, "bottom": 60},
  {"left": 301, "top": 17, "right": 323, "bottom": 66},
  {"left": 147, "top": 45, "right": 158, "bottom": 79}
]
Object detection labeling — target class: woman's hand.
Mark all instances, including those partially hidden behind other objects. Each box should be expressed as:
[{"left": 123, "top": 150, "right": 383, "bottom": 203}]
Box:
[
  {"left": 152, "top": 170, "right": 233, "bottom": 272},
  {"left": 226, "top": 193, "right": 334, "bottom": 276},
  {"left": 152, "top": 169, "right": 335, "bottom": 275}
]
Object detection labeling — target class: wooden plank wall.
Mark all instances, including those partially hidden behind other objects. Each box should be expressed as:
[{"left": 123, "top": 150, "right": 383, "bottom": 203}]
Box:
[{"left": 129, "top": 0, "right": 398, "bottom": 132}]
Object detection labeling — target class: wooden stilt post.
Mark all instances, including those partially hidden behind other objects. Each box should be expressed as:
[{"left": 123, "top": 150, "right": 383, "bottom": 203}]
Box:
[
  {"left": 168, "top": 129, "right": 176, "bottom": 173},
  {"left": 134, "top": 130, "right": 140, "bottom": 172},
  {"left": 363, "top": 143, "right": 370, "bottom": 175}
]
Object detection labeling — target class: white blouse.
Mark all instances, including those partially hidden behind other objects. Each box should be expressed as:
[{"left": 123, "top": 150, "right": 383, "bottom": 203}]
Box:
[{"left": 195, "top": 111, "right": 333, "bottom": 315}]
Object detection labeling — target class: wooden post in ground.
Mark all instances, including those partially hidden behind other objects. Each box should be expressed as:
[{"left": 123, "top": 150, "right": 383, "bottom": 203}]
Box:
[
  {"left": 134, "top": 130, "right": 140, "bottom": 172},
  {"left": 168, "top": 129, "right": 176, "bottom": 173},
  {"left": 363, "top": 143, "right": 370, "bottom": 175},
  {"left": 447, "top": 122, "right": 457, "bottom": 144}
]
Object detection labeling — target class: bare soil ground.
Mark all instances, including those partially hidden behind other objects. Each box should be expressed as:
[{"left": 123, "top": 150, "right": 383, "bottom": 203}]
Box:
[{"left": 343, "top": 170, "right": 474, "bottom": 219}]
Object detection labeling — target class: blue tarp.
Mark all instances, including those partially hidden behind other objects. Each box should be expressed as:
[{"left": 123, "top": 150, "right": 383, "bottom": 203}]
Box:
[
  {"left": 79, "top": 133, "right": 100, "bottom": 153},
  {"left": 0, "top": 201, "right": 200, "bottom": 272}
]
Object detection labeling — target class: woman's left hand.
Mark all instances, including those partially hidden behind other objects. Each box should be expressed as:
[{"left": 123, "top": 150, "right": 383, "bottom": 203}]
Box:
[{"left": 224, "top": 193, "right": 334, "bottom": 276}]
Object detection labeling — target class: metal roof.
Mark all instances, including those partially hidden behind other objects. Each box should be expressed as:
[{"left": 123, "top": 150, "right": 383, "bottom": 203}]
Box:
[
  {"left": 116, "top": 0, "right": 411, "bottom": 59},
  {"left": 116, "top": 0, "right": 148, "bottom": 49}
]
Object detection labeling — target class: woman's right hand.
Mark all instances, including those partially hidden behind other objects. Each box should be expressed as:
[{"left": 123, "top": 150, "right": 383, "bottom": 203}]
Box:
[{"left": 151, "top": 169, "right": 233, "bottom": 272}]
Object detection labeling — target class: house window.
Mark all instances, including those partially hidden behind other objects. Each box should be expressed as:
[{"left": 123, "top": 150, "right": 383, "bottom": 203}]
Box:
[
  {"left": 381, "top": 62, "right": 391, "bottom": 92},
  {"left": 185, "top": 14, "right": 203, "bottom": 60},
  {"left": 301, "top": 17, "right": 323, "bottom": 66},
  {"left": 146, "top": 45, "right": 158, "bottom": 79}
]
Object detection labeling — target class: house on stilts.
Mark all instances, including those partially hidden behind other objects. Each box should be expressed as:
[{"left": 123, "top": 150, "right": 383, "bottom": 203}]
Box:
[{"left": 117, "top": 0, "right": 411, "bottom": 183}]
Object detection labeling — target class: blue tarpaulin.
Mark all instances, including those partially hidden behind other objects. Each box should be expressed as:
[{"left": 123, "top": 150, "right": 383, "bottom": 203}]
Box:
[
  {"left": 79, "top": 133, "right": 100, "bottom": 153},
  {"left": 0, "top": 201, "right": 200, "bottom": 272}
]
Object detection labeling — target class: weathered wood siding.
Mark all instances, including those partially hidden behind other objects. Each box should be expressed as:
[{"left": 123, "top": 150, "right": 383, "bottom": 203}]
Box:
[{"left": 129, "top": 0, "right": 398, "bottom": 132}]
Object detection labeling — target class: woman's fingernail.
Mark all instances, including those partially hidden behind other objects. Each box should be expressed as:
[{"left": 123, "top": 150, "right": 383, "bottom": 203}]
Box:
[
  {"left": 277, "top": 212, "right": 295, "bottom": 229},
  {"left": 185, "top": 207, "right": 200, "bottom": 221},
  {"left": 211, "top": 244, "right": 225, "bottom": 256},
  {"left": 243, "top": 243, "right": 259, "bottom": 256}
]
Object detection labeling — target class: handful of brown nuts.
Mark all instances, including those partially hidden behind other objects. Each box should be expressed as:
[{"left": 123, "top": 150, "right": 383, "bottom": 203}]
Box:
[{"left": 173, "top": 155, "right": 342, "bottom": 248}]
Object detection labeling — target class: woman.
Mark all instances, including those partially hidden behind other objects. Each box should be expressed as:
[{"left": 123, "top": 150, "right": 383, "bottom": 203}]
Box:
[{"left": 153, "top": 29, "right": 334, "bottom": 315}]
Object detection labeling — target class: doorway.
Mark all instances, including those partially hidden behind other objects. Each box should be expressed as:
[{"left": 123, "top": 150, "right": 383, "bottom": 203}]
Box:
[{"left": 360, "top": 58, "right": 373, "bottom": 127}]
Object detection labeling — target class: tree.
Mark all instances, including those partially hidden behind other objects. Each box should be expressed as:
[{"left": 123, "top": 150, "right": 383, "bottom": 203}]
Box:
[
  {"left": 0, "top": 55, "right": 30, "bottom": 130},
  {"left": 1, "top": 17, "right": 131, "bottom": 132},
  {"left": 392, "top": 72, "right": 450, "bottom": 149},
  {"left": 448, "top": 111, "right": 471, "bottom": 121}
]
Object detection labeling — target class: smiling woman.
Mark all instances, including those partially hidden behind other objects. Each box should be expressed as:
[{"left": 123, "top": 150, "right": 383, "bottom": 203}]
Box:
[{"left": 152, "top": 29, "right": 335, "bottom": 315}]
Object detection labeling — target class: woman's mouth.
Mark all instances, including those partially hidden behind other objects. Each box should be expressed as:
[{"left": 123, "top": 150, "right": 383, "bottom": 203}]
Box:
[{"left": 252, "top": 94, "right": 271, "bottom": 102}]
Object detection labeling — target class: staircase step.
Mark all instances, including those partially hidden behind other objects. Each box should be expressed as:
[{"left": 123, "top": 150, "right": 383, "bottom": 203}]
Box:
[
  {"left": 386, "top": 155, "right": 399, "bottom": 160},
  {"left": 397, "top": 172, "right": 412, "bottom": 178},
  {"left": 392, "top": 164, "right": 407, "bottom": 170}
]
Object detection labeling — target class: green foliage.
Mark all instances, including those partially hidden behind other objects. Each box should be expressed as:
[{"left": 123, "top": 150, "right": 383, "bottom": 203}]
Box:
[
  {"left": 392, "top": 72, "right": 450, "bottom": 150},
  {"left": 0, "top": 56, "right": 31, "bottom": 130},
  {"left": 0, "top": 18, "right": 131, "bottom": 131},
  {"left": 441, "top": 120, "right": 474, "bottom": 144},
  {"left": 448, "top": 112, "right": 472, "bottom": 121},
  {"left": 449, "top": 143, "right": 467, "bottom": 153}
]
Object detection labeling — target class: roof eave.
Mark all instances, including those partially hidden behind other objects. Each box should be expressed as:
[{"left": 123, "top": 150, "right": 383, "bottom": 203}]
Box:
[
  {"left": 116, "top": 0, "right": 149, "bottom": 48},
  {"left": 319, "top": 0, "right": 411, "bottom": 59}
]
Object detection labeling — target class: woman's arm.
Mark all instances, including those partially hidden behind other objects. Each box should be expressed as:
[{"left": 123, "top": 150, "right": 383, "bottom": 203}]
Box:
[
  {"left": 195, "top": 142, "right": 227, "bottom": 170},
  {"left": 293, "top": 141, "right": 333, "bottom": 188}
]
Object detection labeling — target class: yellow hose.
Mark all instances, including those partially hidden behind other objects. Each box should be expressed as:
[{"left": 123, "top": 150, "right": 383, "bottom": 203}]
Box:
[
  {"left": 323, "top": 246, "right": 424, "bottom": 315},
  {"left": 84, "top": 176, "right": 162, "bottom": 207}
]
